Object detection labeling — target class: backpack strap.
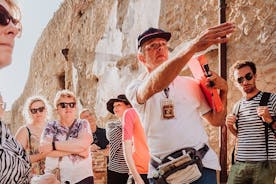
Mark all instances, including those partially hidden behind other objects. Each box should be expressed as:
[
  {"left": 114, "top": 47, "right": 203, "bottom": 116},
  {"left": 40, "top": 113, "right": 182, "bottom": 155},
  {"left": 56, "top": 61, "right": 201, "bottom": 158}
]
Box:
[
  {"left": 259, "top": 92, "right": 272, "bottom": 163},
  {"left": 231, "top": 100, "right": 241, "bottom": 164},
  {"left": 233, "top": 100, "right": 241, "bottom": 131}
]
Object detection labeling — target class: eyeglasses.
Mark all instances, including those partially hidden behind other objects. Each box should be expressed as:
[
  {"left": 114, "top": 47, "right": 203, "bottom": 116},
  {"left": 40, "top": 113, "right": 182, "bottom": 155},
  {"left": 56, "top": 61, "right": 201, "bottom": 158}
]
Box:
[
  {"left": 0, "top": 102, "right": 7, "bottom": 110},
  {"left": 58, "top": 102, "right": 76, "bottom": 109},
  {"left": 237, "top": 72, "right": 253, "bottom": 84},
  {"left": 30, "top": 106, "right": 45, "bottom": 114},
  {"left": 144, "top": 41, "right": 168, "bottom": 51},
  {"left": 0, "top": 4, "right": 19, "bottom": 26}
]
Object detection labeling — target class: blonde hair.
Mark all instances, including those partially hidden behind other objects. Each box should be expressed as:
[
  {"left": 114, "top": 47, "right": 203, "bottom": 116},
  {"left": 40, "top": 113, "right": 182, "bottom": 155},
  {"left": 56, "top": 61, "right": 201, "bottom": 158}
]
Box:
[
  {"left": 3, "top": 0, "right": 22, "bottom": 35},
  {"left": 5, "top": 0, "right": 21, "bottom": 21},
  {"left": 53, "top": 89, "right": 76, "bottom": 109},
  {"left": 22, "top": 95, "right": 52, "bottom": 124},
  {"left": 79, "top": 108, "right": 96, "bottom": 118}
]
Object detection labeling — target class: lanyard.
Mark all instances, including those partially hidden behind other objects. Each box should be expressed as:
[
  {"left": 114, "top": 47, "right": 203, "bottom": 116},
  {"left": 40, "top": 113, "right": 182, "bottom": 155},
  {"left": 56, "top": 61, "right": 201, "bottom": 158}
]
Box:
[{"left": 164, "top": 87, "right": 170, "bottom": 98}]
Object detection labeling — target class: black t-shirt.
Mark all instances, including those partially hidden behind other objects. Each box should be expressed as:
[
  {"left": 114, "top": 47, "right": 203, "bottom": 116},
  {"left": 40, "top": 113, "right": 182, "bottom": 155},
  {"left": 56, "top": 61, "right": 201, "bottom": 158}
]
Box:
[{"left": 92, "top": 127, "right": 109, "bottom": 149}]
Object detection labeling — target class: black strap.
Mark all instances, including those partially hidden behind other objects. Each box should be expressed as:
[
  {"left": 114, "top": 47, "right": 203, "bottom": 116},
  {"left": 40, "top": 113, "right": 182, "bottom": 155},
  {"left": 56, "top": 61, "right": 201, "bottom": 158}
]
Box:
[
  {"left": 231, "top": 101, "right": 241, "bottom": 164},
  {"left": 259, "top": 92, "right": 271, "bottom": 162},
  {"left": 26, "top": 126, "right": 32, "bottom": 152},
  {"left": 233, "top": 101, "right": 241, "bottom": 131}
]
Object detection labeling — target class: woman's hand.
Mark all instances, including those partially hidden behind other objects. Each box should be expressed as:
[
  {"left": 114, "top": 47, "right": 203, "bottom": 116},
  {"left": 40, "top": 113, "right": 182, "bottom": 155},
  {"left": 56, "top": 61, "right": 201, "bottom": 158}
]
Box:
[{"left": 39, "top": 137, "right": 53, "bottom": 154}]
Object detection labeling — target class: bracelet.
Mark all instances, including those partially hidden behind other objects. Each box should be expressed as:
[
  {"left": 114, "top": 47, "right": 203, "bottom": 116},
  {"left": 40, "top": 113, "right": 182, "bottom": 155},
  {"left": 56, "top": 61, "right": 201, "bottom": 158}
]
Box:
[{"left": 52, "top": 141, "right": 56, "bottom": 151}]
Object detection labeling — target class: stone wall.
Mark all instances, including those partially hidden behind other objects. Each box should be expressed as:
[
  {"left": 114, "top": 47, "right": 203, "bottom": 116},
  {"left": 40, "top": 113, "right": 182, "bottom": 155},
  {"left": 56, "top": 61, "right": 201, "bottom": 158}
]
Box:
[{"left": 6, "top": 0, "right": 275, "bottom": 182}]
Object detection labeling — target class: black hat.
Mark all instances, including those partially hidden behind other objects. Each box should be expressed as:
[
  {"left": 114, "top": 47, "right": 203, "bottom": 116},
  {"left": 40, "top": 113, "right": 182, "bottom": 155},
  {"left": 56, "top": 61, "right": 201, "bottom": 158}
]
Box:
[
  {"left": 137, "top": 27, "right": 171, "bottom": 48},
  {"left": 106, "top": 94, "right": 131, "bottom": 114}
]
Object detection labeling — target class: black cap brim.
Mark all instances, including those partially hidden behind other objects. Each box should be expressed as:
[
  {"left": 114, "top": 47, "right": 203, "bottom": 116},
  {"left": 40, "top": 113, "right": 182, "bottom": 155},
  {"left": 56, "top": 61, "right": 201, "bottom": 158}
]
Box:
[{"left": 106, "top": 99, "right": 130, "bottom": 114}]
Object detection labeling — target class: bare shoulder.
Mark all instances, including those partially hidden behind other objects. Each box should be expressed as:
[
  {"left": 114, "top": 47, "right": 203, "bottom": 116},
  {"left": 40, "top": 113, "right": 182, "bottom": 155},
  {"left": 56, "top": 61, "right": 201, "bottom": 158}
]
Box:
[{"left": 15, "top": 125, "right": 28, "bottom": 137}]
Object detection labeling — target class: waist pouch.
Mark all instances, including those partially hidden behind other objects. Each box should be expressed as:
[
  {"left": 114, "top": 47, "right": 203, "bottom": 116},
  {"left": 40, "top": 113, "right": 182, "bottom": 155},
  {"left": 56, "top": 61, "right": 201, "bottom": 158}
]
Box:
[{"left": 151, "top": 144, "right": 209, "bottom": 184}]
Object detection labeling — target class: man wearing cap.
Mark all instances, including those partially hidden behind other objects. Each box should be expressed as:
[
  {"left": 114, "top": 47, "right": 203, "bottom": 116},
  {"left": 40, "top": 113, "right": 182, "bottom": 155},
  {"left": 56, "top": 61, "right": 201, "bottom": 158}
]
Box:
[
  {"left": 106, "top": 94, "right": 131, "bottom": 184},
  {"left": 126, "top": 23, "right": 235, "bottom": 183}
]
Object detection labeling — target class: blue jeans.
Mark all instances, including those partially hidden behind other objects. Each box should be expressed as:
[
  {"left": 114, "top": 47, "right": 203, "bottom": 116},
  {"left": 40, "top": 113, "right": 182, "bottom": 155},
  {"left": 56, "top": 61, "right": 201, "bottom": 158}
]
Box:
[{"left": 149, "top": 168, "right": 217, "bottom": 184}]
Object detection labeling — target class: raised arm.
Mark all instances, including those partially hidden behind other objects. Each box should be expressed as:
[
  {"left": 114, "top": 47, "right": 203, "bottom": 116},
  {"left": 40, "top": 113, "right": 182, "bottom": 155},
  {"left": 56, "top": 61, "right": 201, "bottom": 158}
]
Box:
[{"left": 137, "top": 23, "right": 235, "bottom": 104}]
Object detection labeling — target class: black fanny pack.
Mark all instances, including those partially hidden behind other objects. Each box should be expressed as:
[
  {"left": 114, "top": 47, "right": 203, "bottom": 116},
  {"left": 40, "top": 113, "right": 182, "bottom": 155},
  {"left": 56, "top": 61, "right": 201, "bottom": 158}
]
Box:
[{"left": 151, "top": 144, "right": 209, "bottom": 184}]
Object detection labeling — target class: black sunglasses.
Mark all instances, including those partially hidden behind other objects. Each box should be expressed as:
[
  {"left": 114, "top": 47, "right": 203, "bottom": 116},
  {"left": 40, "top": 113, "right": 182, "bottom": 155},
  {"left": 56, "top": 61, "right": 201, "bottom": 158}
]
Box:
[
  {"left": 58, "top": 102, "right": 76, "bottom": 109},
  {"left": 0, "top": 4, "right": 19, "bottom": 26},
  {"left": 30, "top": 106, "right": 45, "bottom": 114},
  {"left": 237, "top": 72, "right": 253, "bottom": 84}
]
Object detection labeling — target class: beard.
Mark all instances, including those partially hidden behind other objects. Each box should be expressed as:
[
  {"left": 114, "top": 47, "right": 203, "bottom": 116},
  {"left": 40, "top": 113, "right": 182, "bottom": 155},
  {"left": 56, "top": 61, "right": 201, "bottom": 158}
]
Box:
[{"left": 243, "top": 84, "right": 256, "bottom": 94}]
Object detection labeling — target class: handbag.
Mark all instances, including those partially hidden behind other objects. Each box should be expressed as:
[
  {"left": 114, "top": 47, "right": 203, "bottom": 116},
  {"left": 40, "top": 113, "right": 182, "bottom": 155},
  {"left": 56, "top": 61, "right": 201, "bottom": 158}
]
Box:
[{"left": 151, "top": 145, "right": 209, "bottom": 184}]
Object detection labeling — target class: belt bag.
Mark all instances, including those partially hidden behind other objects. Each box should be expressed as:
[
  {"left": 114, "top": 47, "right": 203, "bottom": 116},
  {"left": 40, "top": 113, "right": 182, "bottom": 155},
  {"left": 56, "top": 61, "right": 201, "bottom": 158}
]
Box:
[{"left": 151, "top": 145, "right": 209, "bottom": 184}]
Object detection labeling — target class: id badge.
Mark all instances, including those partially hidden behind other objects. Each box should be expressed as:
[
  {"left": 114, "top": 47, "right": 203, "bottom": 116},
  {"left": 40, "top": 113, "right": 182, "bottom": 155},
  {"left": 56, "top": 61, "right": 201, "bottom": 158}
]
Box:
[{"left": 161, "top": 98, "right": 175, "bottom": 119}]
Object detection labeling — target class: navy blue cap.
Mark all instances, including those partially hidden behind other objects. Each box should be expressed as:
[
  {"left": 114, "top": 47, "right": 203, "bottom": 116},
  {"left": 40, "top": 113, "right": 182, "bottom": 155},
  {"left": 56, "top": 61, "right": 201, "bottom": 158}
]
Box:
[{"left": 137, "top": 27, "right": 171, "bottom": 48}]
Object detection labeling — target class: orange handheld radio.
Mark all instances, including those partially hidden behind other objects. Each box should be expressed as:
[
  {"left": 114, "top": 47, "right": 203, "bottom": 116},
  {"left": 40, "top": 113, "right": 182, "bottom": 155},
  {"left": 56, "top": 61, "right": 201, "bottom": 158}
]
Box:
[{"left": 188, "top": 55, "right": 223, "bottom": 112}]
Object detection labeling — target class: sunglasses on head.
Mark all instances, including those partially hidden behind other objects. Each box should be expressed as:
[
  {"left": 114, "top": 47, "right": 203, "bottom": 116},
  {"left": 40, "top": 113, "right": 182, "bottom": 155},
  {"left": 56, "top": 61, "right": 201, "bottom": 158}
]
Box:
[
  {"left": 237, "top": 72, "right": 253, "bottom": 84},
  {"left": 0, "top": 4, "right": 19, "bottom": 26},
  {"left": 30, "top": 106, "right": 45, "bottom": 114},
  {"left": 58, "top": 102, "right": 76, "bottom": 109}
]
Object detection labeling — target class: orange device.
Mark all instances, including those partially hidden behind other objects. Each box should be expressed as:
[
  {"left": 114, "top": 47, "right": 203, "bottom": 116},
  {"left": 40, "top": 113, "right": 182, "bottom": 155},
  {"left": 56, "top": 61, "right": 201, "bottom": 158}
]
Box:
[{"left": 188, "top": 55, "right": 223, "bottom": 112}]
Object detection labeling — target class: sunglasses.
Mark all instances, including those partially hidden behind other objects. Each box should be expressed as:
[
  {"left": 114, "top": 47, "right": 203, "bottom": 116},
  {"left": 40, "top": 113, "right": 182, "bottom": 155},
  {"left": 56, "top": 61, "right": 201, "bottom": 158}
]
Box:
[
  {"left": 0, "top": 102, "right": 7, "bottom": 110},
  {"left": 58, "top": 102, "right": 76, "bottom": 109},
  {"left": 30, "top": 106, "right": 45, "bottom": 114},
  {"left": 0, "top": 4, "right": 19, "bottom": 26},
  {"left": 237, "top": 72, "right": 253, "bottom": 84}
]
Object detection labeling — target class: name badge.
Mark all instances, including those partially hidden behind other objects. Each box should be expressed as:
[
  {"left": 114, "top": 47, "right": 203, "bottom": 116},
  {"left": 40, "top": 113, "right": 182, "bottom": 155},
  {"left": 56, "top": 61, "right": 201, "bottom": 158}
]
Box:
[{"left": 161, "top": 98, "right": 175, "bottom": 119}]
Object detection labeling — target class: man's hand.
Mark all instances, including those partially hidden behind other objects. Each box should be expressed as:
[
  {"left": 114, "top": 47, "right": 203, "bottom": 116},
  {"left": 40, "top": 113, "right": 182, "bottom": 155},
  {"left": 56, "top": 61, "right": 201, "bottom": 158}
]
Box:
[
  {"left": 78, "top": 148, "right": 90, "bottom": 158},
  {"left": 191, "top": 22, "right": 235, "bottom": 53},
  {"left": 205, "top": 71, "right": 228, "bottom": 92},
  {"left": 257, "top": 106, "right": 272, "bottom": 123},
  {"left": 226, "top": 114, "right": 238, "bottom": 136},
  {"left": 90, "top": 144, "right": 100, "bottom": 152},
  {"left": 226, "top": 114, "right": 237, "bottom": 128}
]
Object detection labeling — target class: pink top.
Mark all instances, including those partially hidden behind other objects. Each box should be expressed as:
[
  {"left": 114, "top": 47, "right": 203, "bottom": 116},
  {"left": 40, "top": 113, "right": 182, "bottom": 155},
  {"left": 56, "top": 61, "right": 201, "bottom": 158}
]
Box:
[{"left": 123, "top": 108, "right": 150, "bottom": 174}]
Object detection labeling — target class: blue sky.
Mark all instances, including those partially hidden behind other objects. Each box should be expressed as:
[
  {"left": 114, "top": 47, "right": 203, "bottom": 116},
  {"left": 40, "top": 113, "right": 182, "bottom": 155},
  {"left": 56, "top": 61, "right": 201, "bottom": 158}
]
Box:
[{"left": 0, "top": 1, "right": 62, "bottom": 109}]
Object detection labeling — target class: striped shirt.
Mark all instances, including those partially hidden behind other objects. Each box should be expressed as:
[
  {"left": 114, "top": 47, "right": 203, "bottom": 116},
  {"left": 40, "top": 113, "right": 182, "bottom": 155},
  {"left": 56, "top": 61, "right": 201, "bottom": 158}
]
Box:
[
  {"left": 106, "top": 120, "right": 129, "bottom": 173},
  {"left": 0, "top": 121, "right": 31, "bottom": 183},
  {"left": 235, "top": 92, "right": 276, "bottom": 161}
]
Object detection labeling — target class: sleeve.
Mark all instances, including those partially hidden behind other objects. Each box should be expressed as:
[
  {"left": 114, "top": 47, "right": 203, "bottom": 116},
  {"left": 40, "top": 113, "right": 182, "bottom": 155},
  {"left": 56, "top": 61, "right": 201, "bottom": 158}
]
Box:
[
  {"left": 126, "top": 79, "right": 146, "bottom": 115},
  {"left": 122, "top": 108, "right": 136, "bottom": 141},
  {"left": 80, "top": 119, "right": 92, "bottom": 135},
  {"left": 41, "top": 121, "right": 56, "bottom": 141},
  {"left": 105, "top": 122, "right": 112, "bottom": 141}
]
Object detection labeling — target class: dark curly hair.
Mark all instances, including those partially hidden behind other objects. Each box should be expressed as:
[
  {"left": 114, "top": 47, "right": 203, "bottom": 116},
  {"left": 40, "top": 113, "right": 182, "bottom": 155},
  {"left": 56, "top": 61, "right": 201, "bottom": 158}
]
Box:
[{"left": 229, "top": 60, "right": 256, "bottom": 82}]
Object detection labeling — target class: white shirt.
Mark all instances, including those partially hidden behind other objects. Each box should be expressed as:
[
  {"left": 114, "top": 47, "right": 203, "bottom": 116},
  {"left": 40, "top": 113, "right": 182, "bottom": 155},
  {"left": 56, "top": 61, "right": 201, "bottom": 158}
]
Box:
[{"left": 126, "top": 76, "right": 221, "bottom": 177}]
